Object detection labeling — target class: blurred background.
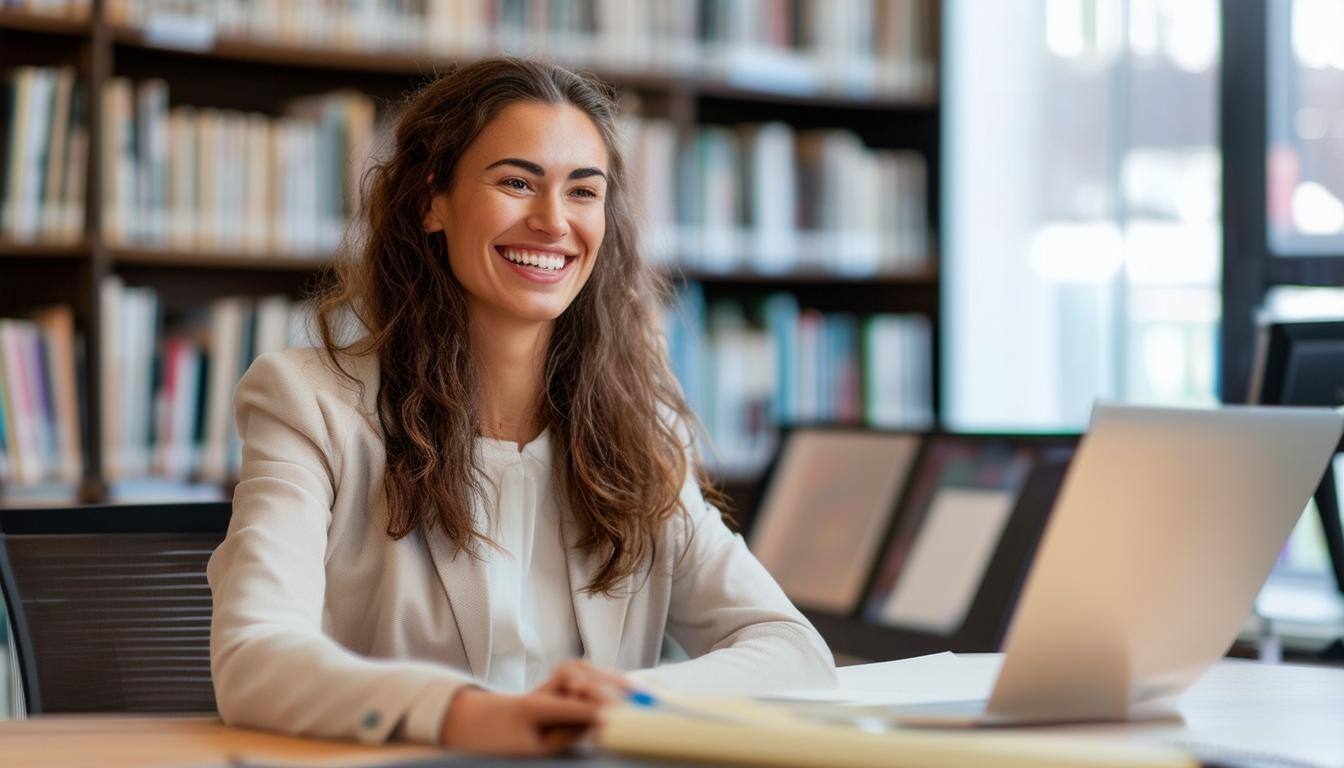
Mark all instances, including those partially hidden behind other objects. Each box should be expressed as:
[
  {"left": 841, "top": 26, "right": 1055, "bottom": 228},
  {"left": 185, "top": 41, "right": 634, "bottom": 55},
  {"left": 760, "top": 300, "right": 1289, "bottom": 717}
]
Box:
[{"left": 2, "top": 0, "right": 1343, "bottom": 716}]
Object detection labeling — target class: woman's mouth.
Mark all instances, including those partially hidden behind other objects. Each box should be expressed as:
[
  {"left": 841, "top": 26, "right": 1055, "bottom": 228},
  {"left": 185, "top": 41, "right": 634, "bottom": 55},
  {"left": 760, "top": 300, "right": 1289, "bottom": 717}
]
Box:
[{"left": 495, "top": 246, "right": 576, "bottom": 283}]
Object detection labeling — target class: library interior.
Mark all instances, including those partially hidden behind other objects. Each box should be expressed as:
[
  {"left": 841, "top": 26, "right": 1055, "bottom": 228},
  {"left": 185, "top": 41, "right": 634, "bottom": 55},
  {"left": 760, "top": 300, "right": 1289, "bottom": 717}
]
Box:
[{"left": 3, "top": 1, "right": 1344, "bottom": 767}]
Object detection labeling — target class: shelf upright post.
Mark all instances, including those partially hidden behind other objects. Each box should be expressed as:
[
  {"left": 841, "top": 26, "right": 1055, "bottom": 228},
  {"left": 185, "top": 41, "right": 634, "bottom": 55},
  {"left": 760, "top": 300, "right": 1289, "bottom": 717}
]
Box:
[{"left": 78, "top": 0, "right": 113, "bottom": 501}]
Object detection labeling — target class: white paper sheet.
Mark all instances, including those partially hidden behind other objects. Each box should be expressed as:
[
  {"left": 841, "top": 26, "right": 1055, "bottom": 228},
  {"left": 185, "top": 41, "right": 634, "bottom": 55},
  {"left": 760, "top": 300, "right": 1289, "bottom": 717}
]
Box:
[{"left": 761, "top": 652, "right": 1003, "bottom": 706}]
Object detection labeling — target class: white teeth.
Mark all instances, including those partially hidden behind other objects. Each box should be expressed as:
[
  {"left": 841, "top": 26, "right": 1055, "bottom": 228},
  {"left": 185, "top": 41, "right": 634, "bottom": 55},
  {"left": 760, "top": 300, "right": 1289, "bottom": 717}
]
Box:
[{"left": 502, "top": 248, "right": 567, "bottom": 271}]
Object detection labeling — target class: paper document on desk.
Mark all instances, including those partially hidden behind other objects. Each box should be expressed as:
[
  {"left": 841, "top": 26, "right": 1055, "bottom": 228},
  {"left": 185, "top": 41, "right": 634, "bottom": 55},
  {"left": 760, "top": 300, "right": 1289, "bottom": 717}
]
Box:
[
  {"left": 597, "top": 690, "right": 1197, "bottom": 768},
  {"left": 759, "top": 652, "right": 1001, "bottom": 705}
]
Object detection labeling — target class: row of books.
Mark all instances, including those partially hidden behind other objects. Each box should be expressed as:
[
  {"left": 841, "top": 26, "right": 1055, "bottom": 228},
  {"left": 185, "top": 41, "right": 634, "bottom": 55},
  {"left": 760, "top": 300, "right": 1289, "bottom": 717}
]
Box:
[
  {"left": 101, "top": 77, "right": 377, "bottom": 254},
  {"left": 0, "top": 305, "right": 84, "bottom": 486},
  {"left": 0, "top": 0, "right": 88, "bottom": 16},
  {"left": 624, "top": 117, "right": 930, "bottom": 275},
  {"left": 99, "top": 278, "right": 315, "bottom": 484},
  {"left": 663, "top": 284, "right": 933, "bottom": 474},
  {"left": 6, "top": 73, "right": 930, "bottom": 275},
  {"left": 106, "top": 0, "right": 937, "bottom": 98},
  {"left": 0, "top": 67, "right": 88, "bottom": 243},
  {"left": 4, "top": 286, "right": 933, "bottom": 486}
]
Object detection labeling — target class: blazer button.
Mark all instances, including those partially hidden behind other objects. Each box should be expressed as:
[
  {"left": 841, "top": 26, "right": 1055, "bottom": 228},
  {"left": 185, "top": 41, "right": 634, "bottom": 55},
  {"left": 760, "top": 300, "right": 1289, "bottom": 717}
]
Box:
[{"left": 362, "top": 710, "right": 381, "bottom": 731}]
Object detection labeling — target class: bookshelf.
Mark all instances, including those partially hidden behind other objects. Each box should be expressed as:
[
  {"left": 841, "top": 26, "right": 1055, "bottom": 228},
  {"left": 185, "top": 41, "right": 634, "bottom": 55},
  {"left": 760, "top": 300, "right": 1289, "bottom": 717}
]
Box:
[{"left": 0, "top": 0, "right": 942, "bottom": 509}]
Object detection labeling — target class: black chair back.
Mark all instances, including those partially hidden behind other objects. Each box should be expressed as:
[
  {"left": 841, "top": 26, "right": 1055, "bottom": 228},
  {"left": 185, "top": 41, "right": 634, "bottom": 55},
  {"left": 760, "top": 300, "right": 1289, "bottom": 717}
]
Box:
[{"left": 0, "top": 502, "right": 231, "bottom": 714}]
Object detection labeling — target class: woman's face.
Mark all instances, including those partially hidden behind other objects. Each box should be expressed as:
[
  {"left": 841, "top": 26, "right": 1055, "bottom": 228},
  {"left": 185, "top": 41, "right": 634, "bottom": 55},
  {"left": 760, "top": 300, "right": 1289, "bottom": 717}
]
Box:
[{"left": 426, "top": 101, "right": 608, "bottom": 327}]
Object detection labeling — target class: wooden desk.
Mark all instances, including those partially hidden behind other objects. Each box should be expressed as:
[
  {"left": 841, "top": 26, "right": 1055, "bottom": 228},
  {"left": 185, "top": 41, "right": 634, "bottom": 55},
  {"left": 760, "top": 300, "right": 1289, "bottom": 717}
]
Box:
[
  {"left": 0, "top": 715, "right": 440, "bottom": 768},
  {"left": 3, "top": 659, "right": 1343, "bottom": 768}
]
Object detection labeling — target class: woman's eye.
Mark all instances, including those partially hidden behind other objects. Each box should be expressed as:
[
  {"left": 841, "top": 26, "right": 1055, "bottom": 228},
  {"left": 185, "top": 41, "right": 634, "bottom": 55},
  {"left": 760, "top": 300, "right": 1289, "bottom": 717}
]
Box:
[
  {"left": 502, "top": 178, "right": 530, "bottom": 191},
  {"left": 570, "top": 187, "right": 599, "bottom": 199}
]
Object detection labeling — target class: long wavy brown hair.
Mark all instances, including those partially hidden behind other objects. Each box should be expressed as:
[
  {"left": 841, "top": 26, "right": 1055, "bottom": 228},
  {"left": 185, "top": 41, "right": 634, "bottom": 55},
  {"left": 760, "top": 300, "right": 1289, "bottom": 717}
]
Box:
[{"left": 313, "top": 57, "right": 726, "bottom": 595}]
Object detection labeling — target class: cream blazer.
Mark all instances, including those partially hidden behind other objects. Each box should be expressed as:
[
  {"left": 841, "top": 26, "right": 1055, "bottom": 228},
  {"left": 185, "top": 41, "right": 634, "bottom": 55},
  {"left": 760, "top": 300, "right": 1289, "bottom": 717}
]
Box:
[{"left": 208, "top": 347, "right": 836, "bottom": 745}]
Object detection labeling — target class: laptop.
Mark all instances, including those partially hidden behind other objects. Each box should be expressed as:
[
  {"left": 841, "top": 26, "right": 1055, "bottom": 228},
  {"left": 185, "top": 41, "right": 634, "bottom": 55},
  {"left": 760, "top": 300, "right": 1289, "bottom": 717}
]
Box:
[{"left": 886, "top": 403, "right": 1344, "bottom": 726}]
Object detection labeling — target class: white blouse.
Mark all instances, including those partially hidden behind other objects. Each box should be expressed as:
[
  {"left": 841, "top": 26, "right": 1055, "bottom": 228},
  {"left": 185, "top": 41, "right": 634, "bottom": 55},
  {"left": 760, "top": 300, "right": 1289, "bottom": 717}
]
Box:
[{"left": 474, "top": 427, "right": 582, "bottom": 692}]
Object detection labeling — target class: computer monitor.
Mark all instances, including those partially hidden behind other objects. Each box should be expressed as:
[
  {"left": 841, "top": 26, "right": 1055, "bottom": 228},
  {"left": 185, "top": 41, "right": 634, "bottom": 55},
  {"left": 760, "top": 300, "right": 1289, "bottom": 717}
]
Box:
[
  {"left": 748, "top": 428, "right": 922, "bottom": 615},
  {"left": 1251, "top": 320, "right": 1344, "bottom": 594},
  {"left": 860, "top": 434, "right": 1077, "bottom": 647}
]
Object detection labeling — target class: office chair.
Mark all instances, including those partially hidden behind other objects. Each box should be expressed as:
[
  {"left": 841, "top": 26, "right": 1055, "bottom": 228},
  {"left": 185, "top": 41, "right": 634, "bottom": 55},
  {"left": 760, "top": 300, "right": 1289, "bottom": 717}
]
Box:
[{"left": 0, "top": 502, "right": 232, "bottom": 714}]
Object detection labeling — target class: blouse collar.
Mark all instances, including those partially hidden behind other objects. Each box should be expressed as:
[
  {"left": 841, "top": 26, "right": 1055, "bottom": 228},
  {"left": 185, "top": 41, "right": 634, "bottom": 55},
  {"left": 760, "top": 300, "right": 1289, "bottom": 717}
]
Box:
[{"left": 476, "top": 426, "right": 552, "bottom": 466}]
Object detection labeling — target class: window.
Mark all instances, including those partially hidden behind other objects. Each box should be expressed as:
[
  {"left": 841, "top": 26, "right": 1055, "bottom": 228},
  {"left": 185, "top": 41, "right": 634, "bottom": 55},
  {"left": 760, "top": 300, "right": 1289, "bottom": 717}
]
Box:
[
  {"left": 1268, "top": 0, "right": 1344, "bottom": 256},
  {"left": 945, "top": 0, "right": 1220, "bottom": 430}
]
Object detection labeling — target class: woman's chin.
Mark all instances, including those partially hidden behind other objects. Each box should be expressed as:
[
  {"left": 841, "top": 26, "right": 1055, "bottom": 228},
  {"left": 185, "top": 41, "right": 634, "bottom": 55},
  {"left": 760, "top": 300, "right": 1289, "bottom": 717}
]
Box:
[{"left": 499, "top": 300, "right": 573, "bottom": 324}]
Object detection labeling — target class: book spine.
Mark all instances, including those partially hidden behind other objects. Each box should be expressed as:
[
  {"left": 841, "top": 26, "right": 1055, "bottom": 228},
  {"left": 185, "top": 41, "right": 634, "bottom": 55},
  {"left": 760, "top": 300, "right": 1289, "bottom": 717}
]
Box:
[
  {"left": 41, "top": 68, "right": 75, "bottom": 241},
  {"left": 17, "top": 68, "right": 55, "bottom": 241},
  {"left": 99, "top": 276, "right": 123, "bottom": 480},
  {"left": 0, "top": 321, "right": 44, "bottom": 483},
  {"left": 3, "top": 69, "right": 33, "bottom": 239}
]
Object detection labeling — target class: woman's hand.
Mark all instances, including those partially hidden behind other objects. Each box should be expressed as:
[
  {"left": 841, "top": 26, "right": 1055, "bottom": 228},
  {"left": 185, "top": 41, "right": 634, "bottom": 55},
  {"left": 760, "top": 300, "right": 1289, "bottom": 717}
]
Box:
[
  {"left": 438, "top": 661, "right": 632, "bottom": 755},
  {"left": 535, "top": 659, "right": 634, "bottom": 705},
  {"left": 439, "top": 686, "right": 599, "bottom": 756}
]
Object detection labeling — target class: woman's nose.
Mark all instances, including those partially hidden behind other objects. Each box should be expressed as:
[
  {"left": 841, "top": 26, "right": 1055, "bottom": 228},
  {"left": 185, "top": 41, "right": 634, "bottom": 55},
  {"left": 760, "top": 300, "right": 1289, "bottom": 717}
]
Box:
[{"left": 527, "top": 193, "right": 569, "bottom": 238}]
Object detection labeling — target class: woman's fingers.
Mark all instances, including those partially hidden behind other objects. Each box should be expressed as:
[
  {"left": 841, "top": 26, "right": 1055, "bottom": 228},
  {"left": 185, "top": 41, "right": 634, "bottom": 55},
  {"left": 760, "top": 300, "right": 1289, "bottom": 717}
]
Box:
[
  {"left": 522, "top": 695, "right": 600, "bottom": 756},
  {"left": 542, "top": 660, "right": 633, "bottom": 704},
  {"left": 520, "top": 692, "right": 602, "bottom": 724},
  {"left": 537, "top": 724, "right": 592, "bottom": 753},
  {"left": 441, "top": 687, "right": 602, "bottom": 756}
]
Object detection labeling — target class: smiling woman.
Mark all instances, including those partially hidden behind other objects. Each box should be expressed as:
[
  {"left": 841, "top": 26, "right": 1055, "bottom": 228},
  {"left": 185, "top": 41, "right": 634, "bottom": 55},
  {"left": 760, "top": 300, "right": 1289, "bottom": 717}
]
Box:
[
  {"left": 205, "top": 57, "right": 836, "bottom": 757},
  {"left": 424, "top": 103, "right": 607, "bottom": 323}
]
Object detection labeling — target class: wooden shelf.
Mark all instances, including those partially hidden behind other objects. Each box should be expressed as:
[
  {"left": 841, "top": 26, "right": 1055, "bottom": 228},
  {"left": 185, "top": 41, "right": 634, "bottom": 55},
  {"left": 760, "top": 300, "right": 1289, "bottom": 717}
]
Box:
[
  {"left": 0, "top": 9, "right": 90, "bottom": 37},
  {"left": 0, "top": 239, "right": 90, "bottom": 258},
  {"left": 677, "top": 265, "right": 938, "bottom": 287},
  {"left": 109, "top": 24, "right": 441, "bottom": 77},
  {"left": 109, "top": 246, "right": 332, "bottom": 272},
  {"left": 692, "top": 77, "right": 936, "bottom": 111}
]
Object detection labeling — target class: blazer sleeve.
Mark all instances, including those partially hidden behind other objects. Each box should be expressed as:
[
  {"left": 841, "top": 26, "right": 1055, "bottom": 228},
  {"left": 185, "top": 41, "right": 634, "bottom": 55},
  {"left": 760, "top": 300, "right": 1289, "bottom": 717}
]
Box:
[
  {"left": 208, "top": 351, "right": 473, "bottom": 745},
  {"left": 626, "top": 465, "right": 838, "bottom": 694}
]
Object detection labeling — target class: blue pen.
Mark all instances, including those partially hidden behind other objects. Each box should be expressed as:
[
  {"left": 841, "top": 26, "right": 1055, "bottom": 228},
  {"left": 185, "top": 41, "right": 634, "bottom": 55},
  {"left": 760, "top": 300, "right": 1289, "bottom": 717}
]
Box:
[
  {"left": 627, "top": 690, "right": 659, "bottom": 708},
  {"left": 625, "top": 689, "right": 741, "bottom": 724}
]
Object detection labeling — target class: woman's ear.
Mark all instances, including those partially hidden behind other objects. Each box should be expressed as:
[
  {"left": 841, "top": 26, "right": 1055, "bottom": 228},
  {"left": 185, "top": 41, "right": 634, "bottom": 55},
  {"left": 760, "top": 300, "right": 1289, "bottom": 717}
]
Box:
[
  {"left": 423, "top": 201, "right": 445, "bottom": 233},
  {"left": 422, "top": 175, "right": 445, "bottom": 233}
]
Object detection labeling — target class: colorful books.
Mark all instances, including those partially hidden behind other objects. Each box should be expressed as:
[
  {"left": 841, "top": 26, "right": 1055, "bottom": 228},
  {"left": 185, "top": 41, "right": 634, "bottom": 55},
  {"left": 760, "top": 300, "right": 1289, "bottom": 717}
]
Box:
[
  {"left": 0, "top": 66, "right": 87, "bottom": 243},
  {"left": 0, "top": 305, "right": 84, "bottom": 486},
  {"left": 98, "top": 77, "right": 378, "bottom": 256},
  {"left": 625, "top": 117, "right": 930, "bottom": 275},
  {"left": 0, "top": 4, "right": 940, "bottom": 495},
  {"left": 662, "top": 285, "right": 933, "bottom": 475},
  {"left": 105, "top": 0, "right": 937, "bottom": 100},
  {"left": 97, "top": 278, "right": 314, "bottom": 485}
]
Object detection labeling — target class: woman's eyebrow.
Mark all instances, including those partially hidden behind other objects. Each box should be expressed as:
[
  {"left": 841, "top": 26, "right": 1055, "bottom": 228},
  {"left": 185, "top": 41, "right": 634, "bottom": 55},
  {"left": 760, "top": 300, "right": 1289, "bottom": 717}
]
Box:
[{"left": 486, "top": 157, "right": 607, "bottom": 182}]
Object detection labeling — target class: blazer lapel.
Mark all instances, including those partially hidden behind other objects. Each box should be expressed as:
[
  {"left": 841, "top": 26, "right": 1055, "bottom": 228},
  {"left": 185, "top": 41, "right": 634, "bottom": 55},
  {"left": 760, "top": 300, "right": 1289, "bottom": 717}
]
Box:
[
  {"left": 360, "top": 352, "right": 495, "bottom": 679},
  {"left": 424, "top": 528, "right": 492, "bottom": 681},
  {"left": 561, "top": 514, "right": 631, "bottom": 667}
]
